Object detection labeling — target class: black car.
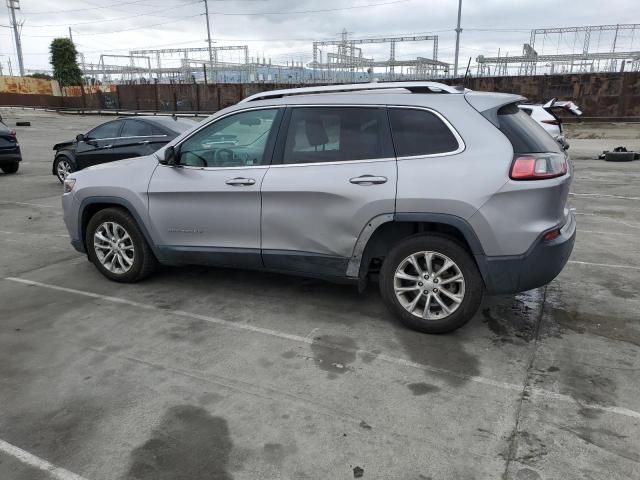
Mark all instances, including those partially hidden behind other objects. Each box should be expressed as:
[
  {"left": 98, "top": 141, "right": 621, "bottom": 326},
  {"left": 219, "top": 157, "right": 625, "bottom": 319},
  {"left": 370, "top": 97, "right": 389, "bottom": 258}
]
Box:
[
  {"left": 52, "top": 116, "right": 198, "bottom": 182},
  {"left": 0, "top": 116, "right": 21, "bottom": 175}
]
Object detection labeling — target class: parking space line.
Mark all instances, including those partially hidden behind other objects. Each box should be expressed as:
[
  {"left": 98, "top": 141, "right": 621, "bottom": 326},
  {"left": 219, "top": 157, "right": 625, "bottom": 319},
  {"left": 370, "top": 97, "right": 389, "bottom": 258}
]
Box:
[
  {"left": 577, "top": 229, "right": 636, "bottom": 237},
  {"left": 574, "top": 212, "right": 640, "bottom": 229},
  {"left": 570, "top": 192, "right": 640, "bottom": 201},
  {"left": 4, "top": 276, "right": 640, "bottom": 420},
  {"left": 568, "top": 260, "right": 640, "bottom": 271},
  {"left": 0, "top": 438, "right": 89, "bottom": 480},
  {"left": 0, "top": 230, "right": 69, "bottom": 238},
  {"left": 0, "top": 201, "right": 61, "bottom": 209}
]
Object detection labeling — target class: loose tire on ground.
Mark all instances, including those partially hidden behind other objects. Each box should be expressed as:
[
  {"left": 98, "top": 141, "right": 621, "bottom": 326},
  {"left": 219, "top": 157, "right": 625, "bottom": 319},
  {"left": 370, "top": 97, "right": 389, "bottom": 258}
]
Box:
[
  {"left": 1, "top": 162, "right": 19, "bottom": 174},
  {"left": 379, "top": 234, "right": 483, "bottom": 334},
  {"left": 86, "top": 207, "right": 157, "bottom": 283},
  {"left": 605, "top": 151, "right": 635, "bottom": 162}
]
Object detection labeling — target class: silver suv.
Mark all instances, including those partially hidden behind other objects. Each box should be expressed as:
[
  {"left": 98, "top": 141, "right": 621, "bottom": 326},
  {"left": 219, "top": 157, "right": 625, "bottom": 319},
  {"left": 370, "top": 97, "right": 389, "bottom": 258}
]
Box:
[{"left": 62, "top": 82, "right": 576, "bottom": 333}]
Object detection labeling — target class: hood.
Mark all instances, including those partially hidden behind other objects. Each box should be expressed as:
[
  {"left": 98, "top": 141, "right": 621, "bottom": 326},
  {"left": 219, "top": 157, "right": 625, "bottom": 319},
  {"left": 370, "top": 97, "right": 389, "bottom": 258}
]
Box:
[
  {"left": 53, "top": 140, "right": 75, "bottom": 151},
  {"left": 84, "top": 153, "right": 158, "bottom": 173}
]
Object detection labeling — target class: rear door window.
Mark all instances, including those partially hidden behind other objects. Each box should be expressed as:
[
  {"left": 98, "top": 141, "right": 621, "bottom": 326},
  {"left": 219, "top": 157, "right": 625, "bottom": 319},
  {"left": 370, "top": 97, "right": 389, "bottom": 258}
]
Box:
[
  {"left": 121, "top": 120, "right": 154, "bottom": 137},
  {"left": 282, "top": 107, "right": 391, "bottom": 164},
  {"left": 87, "top": 120, "right": 123, "bottom": 140},
  {"left": 498, "top": 103, "right": 561, "bottom": 153},
  {"left": 388, "top": 108, "right": 460, "bottom": 157}
]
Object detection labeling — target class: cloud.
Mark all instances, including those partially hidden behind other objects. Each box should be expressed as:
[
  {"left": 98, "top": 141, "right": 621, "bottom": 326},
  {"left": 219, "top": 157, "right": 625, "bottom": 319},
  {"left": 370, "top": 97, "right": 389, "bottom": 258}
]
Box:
[{"left": 1, "top": 0, "right": 637, "bottom": 73}]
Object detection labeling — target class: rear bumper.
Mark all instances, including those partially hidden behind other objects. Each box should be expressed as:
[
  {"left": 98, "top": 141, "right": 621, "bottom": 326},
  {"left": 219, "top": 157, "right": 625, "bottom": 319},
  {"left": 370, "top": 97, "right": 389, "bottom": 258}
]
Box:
[
  {"left": 0, "top": 148, "right": 22, "bottom": 164},
  {"left": 478, "top": 212, "right": 576, "bottom": 294}
]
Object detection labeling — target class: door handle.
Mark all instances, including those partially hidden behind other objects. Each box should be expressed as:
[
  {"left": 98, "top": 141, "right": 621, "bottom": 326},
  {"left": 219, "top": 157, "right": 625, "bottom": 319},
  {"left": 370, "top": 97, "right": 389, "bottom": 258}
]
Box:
[
  {"left": 225, "top": 177, "right": 256, "bottom": 186},
  {"left": 349, "top": 175, "right": 388, "bottom": 185},
  {"left": 100, "top": 144, "right": 113, "bottom": 149}
]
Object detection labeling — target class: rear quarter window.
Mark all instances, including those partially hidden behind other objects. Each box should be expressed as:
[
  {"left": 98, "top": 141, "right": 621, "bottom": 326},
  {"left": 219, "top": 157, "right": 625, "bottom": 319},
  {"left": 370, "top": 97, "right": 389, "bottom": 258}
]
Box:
[
  {"left": 498, "top": 104, "right": 561, "bottom": 154},
  {"left": 388, "top": 108, "right": 460, "bottom": 157}
]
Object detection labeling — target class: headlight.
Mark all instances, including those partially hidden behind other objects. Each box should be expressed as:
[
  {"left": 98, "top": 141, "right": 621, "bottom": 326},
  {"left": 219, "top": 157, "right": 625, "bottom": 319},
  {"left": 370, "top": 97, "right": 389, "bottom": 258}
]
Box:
[{"left": 63, "top": 178, "right": 76, "bottom": 193}]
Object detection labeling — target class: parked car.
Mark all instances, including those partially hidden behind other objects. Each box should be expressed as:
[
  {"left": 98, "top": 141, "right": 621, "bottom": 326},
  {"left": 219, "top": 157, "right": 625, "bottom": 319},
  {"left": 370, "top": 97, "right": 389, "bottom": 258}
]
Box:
[
  {"left": 52, "top": 116, "right": 198, "bottom": 182},
  {"left": 0, "top": 115, "right": 22, "bottom": 174},
  {"left": 61, "top": 82, "right": 576, "bottom": 334},
  {"left": 519, "top": 98, "right": 582, "bottom": 149}
]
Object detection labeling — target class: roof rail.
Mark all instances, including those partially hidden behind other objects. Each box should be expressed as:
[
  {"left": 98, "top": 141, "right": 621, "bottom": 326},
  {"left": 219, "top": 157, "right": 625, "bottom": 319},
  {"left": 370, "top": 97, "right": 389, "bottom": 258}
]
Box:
[{"left": 240, "top": 81, "right": 463, "bottom": 103}]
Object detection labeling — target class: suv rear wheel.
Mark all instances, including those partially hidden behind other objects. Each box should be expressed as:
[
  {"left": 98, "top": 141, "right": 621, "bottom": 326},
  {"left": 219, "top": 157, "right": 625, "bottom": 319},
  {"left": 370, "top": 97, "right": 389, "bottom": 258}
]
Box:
[
  {"left": 86, "top": 208, "right": 157, "bottom": 282},
  {"left": 380, "top": 235, "right": 483, "bottom": 333}
]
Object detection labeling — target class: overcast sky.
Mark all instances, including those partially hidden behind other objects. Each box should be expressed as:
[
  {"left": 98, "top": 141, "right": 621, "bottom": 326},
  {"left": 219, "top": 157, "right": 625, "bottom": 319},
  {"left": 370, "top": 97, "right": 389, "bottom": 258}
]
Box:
[{"left": 1, "top": 0, "right": 639, "bottom": 74}]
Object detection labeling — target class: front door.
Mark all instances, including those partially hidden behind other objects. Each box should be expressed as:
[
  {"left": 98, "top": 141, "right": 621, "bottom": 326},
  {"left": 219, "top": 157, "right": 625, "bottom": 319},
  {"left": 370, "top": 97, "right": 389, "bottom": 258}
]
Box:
[
  {"left": 260, "top": 106, "right": 397, "bottom": 277},
  {"left": 75, "top": 119, "right": 124, "bottom": 169},
  {"left": 148, "top": 107, "right": 283, "bottom": 268}
]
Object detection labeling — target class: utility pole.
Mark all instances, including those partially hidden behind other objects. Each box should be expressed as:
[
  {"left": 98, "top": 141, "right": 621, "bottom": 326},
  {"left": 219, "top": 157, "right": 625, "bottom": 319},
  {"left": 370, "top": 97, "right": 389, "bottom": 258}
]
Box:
[
  {"left": 68, "top": 26, "right": 73, "bottom": 43},
  {"left": 7, "top": 0, "right": 24, "bottom": 76},
  {"left": 453, "top": 0, "right": 462, "bottom": 78},
  {"left": 203, "top": 0, "right": 214, "bottom": 66}
]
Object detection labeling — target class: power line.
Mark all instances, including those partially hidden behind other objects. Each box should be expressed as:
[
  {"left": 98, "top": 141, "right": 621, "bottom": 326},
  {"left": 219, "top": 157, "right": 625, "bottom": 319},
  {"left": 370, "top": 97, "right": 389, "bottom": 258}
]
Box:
[
  {"left": 22, "top": 1, "right": 201, "bottom": 28},
  {"left": 22, "top": 0, "right": 161, "bottom": 15},
  {"left": 204, "top": 0, "right": 411, "bottom": 16}
]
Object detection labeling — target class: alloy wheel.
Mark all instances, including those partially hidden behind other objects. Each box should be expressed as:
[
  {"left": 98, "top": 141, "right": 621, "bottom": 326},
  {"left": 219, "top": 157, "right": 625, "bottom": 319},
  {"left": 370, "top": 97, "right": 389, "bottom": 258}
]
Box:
[
  {"left": 93, "top": 221, "right": 135, "bottom": 274},
  {"left": 56, "top": 158, "right": 72, "bottom": 181},
  {"left": 393, "top": 250, "right": 466, "bottom": 320}
]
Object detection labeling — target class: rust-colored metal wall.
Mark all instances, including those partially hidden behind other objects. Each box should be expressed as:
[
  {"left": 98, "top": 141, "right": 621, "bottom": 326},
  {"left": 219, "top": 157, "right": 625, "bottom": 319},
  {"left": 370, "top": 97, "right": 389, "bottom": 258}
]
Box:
[
  {"left": 2, "top": 74, "right": 638, "bottom": 118},
  {"left": 444, "top": 73, "right": 640, "bottom": 117}
]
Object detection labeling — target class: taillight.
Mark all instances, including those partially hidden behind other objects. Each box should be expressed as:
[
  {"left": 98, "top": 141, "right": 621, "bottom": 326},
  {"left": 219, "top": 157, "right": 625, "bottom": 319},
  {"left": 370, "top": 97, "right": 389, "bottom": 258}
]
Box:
[
  {"left": 543, "top": 228, "right": 561, "bottom": 242},
  {"left": 510, "top": 154, "right": 567, "bottom": 180},
  {"left": 9, "top": 130, "right": 17, "bottom": 141},
  {"left": 541, "top": 119, "right": 560, "bottom": 125}
]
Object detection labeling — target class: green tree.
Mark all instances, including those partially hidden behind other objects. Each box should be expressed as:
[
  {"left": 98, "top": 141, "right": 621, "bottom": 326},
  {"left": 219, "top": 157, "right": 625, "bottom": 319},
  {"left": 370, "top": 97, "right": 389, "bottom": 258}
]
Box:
[
  {"left": 27, "top": 72, "right": 53, "bottom": 80},
  {"left": 49, "top": 38, "right": 83, "bottom": 86}
]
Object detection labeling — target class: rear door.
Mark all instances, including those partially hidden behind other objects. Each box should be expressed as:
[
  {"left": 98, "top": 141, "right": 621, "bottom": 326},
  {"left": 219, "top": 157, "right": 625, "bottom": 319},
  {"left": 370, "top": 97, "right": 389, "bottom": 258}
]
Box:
[
  {"left": 113, "top": 119, "right": 167, "bottom": 160},
  {"left": 260, "top": 105, "right": 396, "bottom": 277},
  {"left": 75, "top": 119, "right": 124, "bottom": 169}
]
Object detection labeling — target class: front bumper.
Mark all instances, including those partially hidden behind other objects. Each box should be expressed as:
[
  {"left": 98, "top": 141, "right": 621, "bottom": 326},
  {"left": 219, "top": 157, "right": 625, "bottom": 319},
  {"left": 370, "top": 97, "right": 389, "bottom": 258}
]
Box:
[
  {"left": 478, "top": 212, "right": 576, "bottom": 294},
  {"left": 62, "top": 192, "right": 85, "bottom": 253}
]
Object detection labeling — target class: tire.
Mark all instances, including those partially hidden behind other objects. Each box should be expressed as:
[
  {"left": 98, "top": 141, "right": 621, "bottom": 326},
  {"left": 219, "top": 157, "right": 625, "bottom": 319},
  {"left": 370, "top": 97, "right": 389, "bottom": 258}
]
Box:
[
  {"left": 1, "top": 162, "right": 19, "bottom": 174},
  {"left": 86, "top": 207, "right": 157, "bottom": 283},
  {"left": 379, "top": 235, "right": 483, "bottom": 334},
  {"left": 605, "top": 151, "right": 635, "bottom": 162},
  {"left": 54, "top": 155, "right": 75, "bottom": 183}
]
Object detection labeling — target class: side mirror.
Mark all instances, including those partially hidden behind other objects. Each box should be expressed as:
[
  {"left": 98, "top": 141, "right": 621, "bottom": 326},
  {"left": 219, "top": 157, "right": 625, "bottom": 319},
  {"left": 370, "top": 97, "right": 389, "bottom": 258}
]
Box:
[
  {"left": 76, "top": 133, "right": 85, "bottom": 142},
  {"left": 160, "top": 146, "right": 179, "bottom": 166}
]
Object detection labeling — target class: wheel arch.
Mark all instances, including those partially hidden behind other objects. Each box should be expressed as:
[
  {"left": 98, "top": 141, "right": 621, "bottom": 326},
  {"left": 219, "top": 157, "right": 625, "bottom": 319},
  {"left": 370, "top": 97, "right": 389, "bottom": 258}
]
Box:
[
  {"left": 349, "top": 213, "right": 488, "bottom": 283},
  {"left": 79, "top": 197, "right": 157, "bottom": 257},
  {"left": 52, "top": 150, "right": 76, "bottom": 176}
]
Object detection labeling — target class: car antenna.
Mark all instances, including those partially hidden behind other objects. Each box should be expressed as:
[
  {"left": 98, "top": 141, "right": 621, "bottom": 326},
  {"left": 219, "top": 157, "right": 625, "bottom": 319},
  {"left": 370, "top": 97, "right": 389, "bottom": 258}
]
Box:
[{"left": 171, "top": 113, "right": 177, "bottom": 121}]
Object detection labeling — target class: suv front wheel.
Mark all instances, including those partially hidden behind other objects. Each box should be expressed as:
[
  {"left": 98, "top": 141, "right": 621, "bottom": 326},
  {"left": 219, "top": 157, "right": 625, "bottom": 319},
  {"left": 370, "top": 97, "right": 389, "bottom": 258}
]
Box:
[
  {"left": 380, "top": 235, "right": 483, "bottom": 333},
  {"left": 86, "top": 208, "right": 157, "bottom": 282}
]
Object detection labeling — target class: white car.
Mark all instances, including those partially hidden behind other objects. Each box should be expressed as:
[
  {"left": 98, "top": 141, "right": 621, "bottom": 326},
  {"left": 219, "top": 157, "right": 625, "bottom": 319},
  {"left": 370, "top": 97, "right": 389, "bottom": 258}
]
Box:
[{"left": 519, "top": 98, "right": 582, "bottom": 149}]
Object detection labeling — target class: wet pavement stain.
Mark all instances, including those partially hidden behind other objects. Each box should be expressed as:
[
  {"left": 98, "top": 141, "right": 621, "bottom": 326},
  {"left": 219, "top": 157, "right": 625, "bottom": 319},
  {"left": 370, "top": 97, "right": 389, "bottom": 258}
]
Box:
[
  {"left": 124, "top": 405, "right": 234, "bottom": 480},
  {"left": 394, "top": 329, "right": 480, "bottom": 388},
  {"left": 481, "top": 292, "right": 542, "bottom": 344},
  {"left": 263, "top": 443, "right": 285, "bottom": 466},
  {"left": 359, "top": 420, "right": 372, "bottom": 430},
  {"left": 545, "top": 306, "right": 640, "bottom": 347},
  {"left": 515, "top": 468, "right": 542, "bottom": 480},
  {"left": 407, "top": 382, "right": 440, "bottom": 395},
  {"left": 310, "top": 335, "right": 357, "bottom": 377},
  {"left": 562, "top": 367, "right": 617, "bottom": 409},
  {"left": 559, "top": 425, "right": 639, "bottom": 463}
]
